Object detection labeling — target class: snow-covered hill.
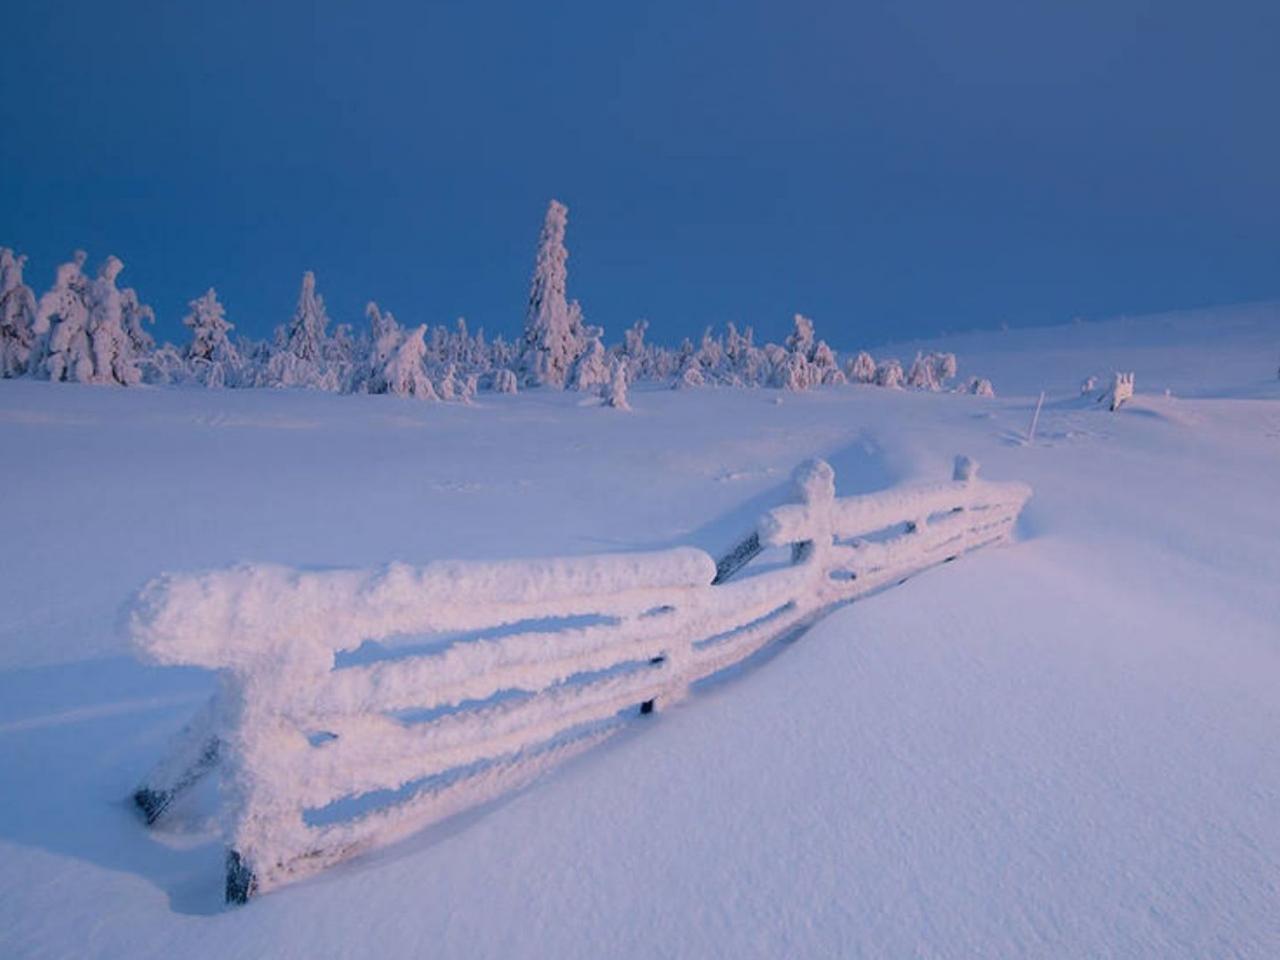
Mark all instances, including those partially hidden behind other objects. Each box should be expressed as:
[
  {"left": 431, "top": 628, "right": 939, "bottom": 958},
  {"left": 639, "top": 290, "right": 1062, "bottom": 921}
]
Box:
[{"left": 1, "top": 304, "right": 1278, "bottom": 958}]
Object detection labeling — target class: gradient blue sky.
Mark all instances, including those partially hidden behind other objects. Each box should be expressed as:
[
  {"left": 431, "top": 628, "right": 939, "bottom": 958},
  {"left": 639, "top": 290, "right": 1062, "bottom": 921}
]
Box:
[{"left": 2, "top": 0, "right": 1277, "bottom": 348}]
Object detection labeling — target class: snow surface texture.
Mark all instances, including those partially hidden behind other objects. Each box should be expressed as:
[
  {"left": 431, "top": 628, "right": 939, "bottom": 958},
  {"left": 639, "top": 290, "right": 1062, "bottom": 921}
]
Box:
[
  {"left": 131, "top": 459, "right": 1028, "bottom": 898},
  {"left": 1, "top": 301, "right": 1278, "bottom": 957}
]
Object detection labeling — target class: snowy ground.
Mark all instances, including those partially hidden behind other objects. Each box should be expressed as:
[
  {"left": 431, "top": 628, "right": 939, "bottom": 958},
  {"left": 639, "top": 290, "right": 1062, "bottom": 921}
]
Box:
[{"left": 2, "top": 303, "right": 1278, "bottom": 958}]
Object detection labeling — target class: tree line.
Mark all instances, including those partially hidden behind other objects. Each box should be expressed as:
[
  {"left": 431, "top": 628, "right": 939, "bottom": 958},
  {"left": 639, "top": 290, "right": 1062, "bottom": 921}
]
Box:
[{"left": 0, "top": 201, "right": 994, "bottom": 405}]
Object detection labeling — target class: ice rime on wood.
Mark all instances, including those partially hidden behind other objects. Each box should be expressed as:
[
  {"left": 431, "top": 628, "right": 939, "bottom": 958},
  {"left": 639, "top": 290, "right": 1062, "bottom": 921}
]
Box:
[
  {"left": 130, "top": 457, "right": 1031, "bottom": 902},
  {"left": 1103, "top": 372, "right": 1134, "bottom": 411}
]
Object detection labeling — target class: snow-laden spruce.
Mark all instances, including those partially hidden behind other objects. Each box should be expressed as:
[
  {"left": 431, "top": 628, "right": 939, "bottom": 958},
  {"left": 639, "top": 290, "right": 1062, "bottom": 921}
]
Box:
[
  {"left": 130, "top": 455, "right": 1031, "bottom": 901},
  {"left": 25, "top": 252, "right": 155, "bottom": 386},
  {"left": 0, "top": 247, "right": 39, "bottom": 377},
  {"left": 262, "top": 272, "right": 338, "bottom": 390},
  {"left": 604, "top": 357, "right": 630, "bottom": 410},
  {"left": 183, "top": 289, "right": 240, "bottom": 388},
  {"left": 519, "top": 200, "right": 592, "bottom": 389}
]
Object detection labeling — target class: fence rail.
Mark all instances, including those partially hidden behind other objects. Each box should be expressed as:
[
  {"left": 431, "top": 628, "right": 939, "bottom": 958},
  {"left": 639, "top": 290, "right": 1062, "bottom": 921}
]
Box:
[{"left": 130, "top": 454, "right": 1031, "bottom": 902}]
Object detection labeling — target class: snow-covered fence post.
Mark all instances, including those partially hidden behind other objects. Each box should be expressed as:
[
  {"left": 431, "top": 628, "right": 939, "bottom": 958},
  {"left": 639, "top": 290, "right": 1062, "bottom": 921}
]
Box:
[
  {"left": 785, "top": 459, "right": 836, "bottom": 565},
  {"left": 1104, "top": 372, "right": 1134, "bottom": 411}
]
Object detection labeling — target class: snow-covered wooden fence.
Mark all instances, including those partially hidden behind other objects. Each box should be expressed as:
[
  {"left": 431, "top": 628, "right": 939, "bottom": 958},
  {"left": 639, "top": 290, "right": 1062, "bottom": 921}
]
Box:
[{"left": 130, "top": 456, "right": 1030, "bottom": 902}]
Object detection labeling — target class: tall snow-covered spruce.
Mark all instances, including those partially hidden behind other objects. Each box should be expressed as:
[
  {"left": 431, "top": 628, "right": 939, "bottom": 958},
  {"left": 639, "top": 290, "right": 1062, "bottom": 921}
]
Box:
[
  {"left": 86, "top": 255, "right": 146, "bottom": 386},
  {"left": 183, "top": 289, "right": 240, "bottom": 387},
  {"left": 32, "top": 251, "right": 92, "bottom": 383},
  {"left": 265, "top": 271, "right": 337, "bottom": 389},
  {"left": 0, "top": 248, "right": 39, "bottom": 377},
  {"left": 518, "top": 200, "right": 592, "bottom": 388}
]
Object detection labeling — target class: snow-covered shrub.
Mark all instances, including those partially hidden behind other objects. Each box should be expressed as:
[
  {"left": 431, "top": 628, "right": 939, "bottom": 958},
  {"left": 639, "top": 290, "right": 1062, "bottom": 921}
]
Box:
[
  {"left": 570, "top": 336, "right": 610, "bottom": 392},
  {"left": 905, "top": 351, "right": 959, "bottom": 391},
  {"left": 812, "top": 340, "right": 843, "bottom": 385},
  {"left": 461, "top": 373, "right": 478, "bottom": 403},
  {"left": 874, "top": 358, "right": 904, "bottom": 389},
  {"left": 1080, "top": 376, "right": 1098, "bottom": 396},
  {"left": 382, "top": 324, "right": 438, "bottom": 399},
  {"left": 0, "top": 248, "right": 38, "bottom": 377},
  {"left": 362, "top": 302, "right": 402, "bottom": 394},
  {"left": 673, "top": 364, "right": 704, "bottom": 389},
  {"left": 844, "top": 351, "right": 876, "bottom": 384},
  {"left": 604, "top": 358, "right": 630, "bottom": 410},
  {"left": 784, "top": 313, "right": 816, "bottom": 359},
  {"left": 906, "top": 352, "right": 940, "bottom": 391},
  {"left": 773, "top": 351, "right": 811, "bottom": 391},
  {"left": 146, "top": 343, "right": 191, "bottom": 385},
  {"left": 935, "top": 352, "right": 958, "bottom": 384},
  {"left": 121, "top": 283, "right": 156, "bottom": 359},
  {"left": 436, "top": 363, "right": 461, "bottom": 401},
  {"left": 968, "top": 377, "right": 995, "bottom": 397},
  {"left": 490, "top": 368, "right": 518, "bottom": 394},
  {"left": 617, "top": 319, "right": 652, "bottom": 381}
]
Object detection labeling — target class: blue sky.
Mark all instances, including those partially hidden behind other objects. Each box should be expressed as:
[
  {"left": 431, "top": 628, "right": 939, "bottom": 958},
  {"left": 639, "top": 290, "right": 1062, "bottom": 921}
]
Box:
[{"left": 2, "top": 0, "right": 1276, "bottom": 348}]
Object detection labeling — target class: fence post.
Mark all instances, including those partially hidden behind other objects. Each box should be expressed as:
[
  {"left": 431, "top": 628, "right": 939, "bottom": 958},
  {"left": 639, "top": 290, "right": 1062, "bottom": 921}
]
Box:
[
  {"left": 788, "top": 459, "right": 836, "bottom": 566},
  {"left": 952, "top": 454, "right": 978, "bottom": 483}
]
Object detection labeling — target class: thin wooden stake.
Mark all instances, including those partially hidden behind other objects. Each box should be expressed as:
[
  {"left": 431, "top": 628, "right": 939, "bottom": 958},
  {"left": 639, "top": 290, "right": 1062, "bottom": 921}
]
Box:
[{"left": 1026, "top": 390, "right": 1045, "bottom": 445}]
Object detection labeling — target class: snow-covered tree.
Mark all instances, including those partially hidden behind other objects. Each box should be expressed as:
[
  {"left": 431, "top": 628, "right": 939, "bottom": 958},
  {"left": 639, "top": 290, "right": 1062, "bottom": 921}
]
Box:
[
  {"left": 604, "top": 357, "right": 630, "bottom": 410},
  {"left": 265, "top": 272, "right": 337, "bottom": 389},
  {"left": 968, "top": 377, "right": 995, "bottom": 397},
  {"left": 874, "top": 358, "right": 904, "bottom": 389},
  {"left": 785, "top": 314, "right": 816, "bottom": 359},
  {"left": 935, "top": 352, "right": 958, "bottom": 385},
  {"left": 491, "top": 368, "right": 518, "bottom": 394},
  {"left": 695, "top": 327, "right": 725, "bottom": 379},
  {"left": 773, "top": 350, "right": 811, "bottom": 391},
  {"left": 183, "top": 288, "right": 240, "bottom": 387},
  {"left": 0, "top": 248, "right": 38, "bottom": 377},
  {"left": 85, "top": 255, "right": 146, "bottom": 385},
  {"left": 121, "top": 284, "right": 155, "bottom": 358},
  {"left": 812, "top": 340, "right": 844, "bottom": 385},
  {"left": 673, "top": 364, "right": 704, "bottom": 389},
  {"left": 518, "top": 200, "right": 591, "bottom": 388},
  {"left": 618, "top": 319, "right": 651, "bottom": 380},
  {"left": 382, "top": 324, "right": 437, "bottom": 399},
  {"left": 363, "top": 302, "right": 402, "bottom": 393},
  {"left": 32, "top": 251, "right": 93, "bottom": 383},
  {"left": 906, "top": 352, "right": 940, "bottom": 391},
  {"left": 282, "top": 271, "right": 328, "bottom": 362},
  {"left": 147, "top": 343, "right": 190, "bottom": 385},
  {"left": 437, "top": 363, "right": 461, "bottom": 401},
  {"left": 845, "top": 350, "right": 876, "bottom": 383},
  {"left": 326, "top": 323, "right": 358, "bottom": 390},
  {"left": 570, "top": 336, "right": 610, "bottom": 391},
  {"left": 490, "top": 334, "right": 515, "bottom": 371}
]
